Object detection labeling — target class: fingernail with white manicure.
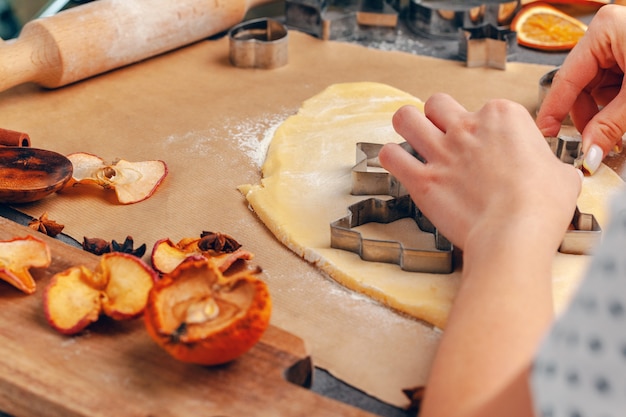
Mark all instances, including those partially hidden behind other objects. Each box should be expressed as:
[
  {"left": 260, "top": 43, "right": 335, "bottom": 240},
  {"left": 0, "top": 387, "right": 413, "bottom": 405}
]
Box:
[{"left": 583, "top": 144, "right": 603, "bottom": 175}]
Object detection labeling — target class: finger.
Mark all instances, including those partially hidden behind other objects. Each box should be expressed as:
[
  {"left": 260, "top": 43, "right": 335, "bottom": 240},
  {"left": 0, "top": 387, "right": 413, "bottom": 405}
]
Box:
[
  {"left": 536, "top": 68, "right": 593, "bottom": 137},
  {"left": 536, "top": 42, "right": 599, "bottom": 137},
  {"left": 392, "top": 105, "right": 444, "bottom": 163},
  {"left": 569, "top": 91, "right": 599, "bottom": 136},
  {"left": 423, "top": 92, "right": 468, "bottom": 133},
  {"left": 378, "top": 142, "right": 427, "bottom": 198},
  {"left": 581, "top": 90, "right": 626, "bottom": 155},
  {"left": 590, "top": 70, "right": 623, "bottom": 106}
]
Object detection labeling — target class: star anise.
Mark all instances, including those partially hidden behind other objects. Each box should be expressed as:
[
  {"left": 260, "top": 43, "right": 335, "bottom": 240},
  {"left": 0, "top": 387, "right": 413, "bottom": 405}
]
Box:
[
  {"left": 198, "top": 231, "right": 241, "bottom": 253},
  {"left": 28, "top": 212, "right": 65, "bottom": 237},
  {"left": 82, "top": 235, "right": 146, "bottom": 257},
  {"left": 82, "top": 237, "right": 111, "bottom": 255},
  {"left": 111, "top": 236, "right": 146, "bottom": 258}
]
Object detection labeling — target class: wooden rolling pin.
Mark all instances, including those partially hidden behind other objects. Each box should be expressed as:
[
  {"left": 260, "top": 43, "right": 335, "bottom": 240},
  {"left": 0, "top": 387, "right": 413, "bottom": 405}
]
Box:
[{"left": 0, "top": 0, "right": 277, "bottom": 92}]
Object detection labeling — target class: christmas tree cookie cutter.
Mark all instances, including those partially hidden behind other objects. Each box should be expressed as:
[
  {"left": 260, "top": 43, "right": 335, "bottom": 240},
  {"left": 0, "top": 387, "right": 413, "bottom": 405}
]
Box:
[
  {"left": 331, "top": 137, "right": 601, "bottom": 273},
  {"left": 330, "top": 194, "right": 455, "bottom": 274}
]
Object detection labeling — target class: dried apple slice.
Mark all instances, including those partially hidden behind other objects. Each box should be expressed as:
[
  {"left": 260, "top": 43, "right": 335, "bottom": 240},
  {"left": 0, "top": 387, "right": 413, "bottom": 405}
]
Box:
[
  {"left": 43, "top": 252, "right": 158, "bottom": 335},
  {"left": 44, "top": 266, "right": 102, "bottom": 335},
  {"left": 66, "top": 152, "right": 168, "bottom": 204},
  {"left": 98, "top": 253, "right": 157, "bottom": 320},
  {"left": 151, "top": 238, "right": 195, "bottom": 275},
  {"left": 151, "top": 236, "right": 254, "bottom": 275},
  {"left": 0, "top": 235, "right": 51, "bottom": 294},
  {"left": 144, "top": 257, "right": 272, "bottom": 365}
]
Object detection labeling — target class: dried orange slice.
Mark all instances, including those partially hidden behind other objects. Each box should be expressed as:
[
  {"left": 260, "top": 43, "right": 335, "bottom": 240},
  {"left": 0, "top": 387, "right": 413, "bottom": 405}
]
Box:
[
  {"left": 521, "top": 0, "right": 608, "bottom": 6},
  {"left": 512, "top": 3, "right": 587, "bottom": 51}
]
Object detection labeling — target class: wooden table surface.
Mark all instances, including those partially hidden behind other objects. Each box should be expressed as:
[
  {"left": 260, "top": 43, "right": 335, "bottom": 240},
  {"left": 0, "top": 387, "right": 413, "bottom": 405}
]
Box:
[{"left": 0, "top": 2, "right": 624, "bottom": 417}]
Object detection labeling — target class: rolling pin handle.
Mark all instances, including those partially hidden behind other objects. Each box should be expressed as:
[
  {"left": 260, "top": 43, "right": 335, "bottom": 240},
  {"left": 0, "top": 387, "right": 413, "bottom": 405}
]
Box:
[{"left": 0, "top": 28, "right": 59, "bottom": 92}]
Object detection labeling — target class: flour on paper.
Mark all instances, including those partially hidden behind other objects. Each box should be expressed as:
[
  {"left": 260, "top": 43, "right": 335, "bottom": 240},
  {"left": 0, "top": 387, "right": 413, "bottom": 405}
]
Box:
[
  {"left": 239, "top": 82, "right": 623, "bottom": 329},
  {"left": 162, "top": 113, "right": 287, "bottom": 168}
]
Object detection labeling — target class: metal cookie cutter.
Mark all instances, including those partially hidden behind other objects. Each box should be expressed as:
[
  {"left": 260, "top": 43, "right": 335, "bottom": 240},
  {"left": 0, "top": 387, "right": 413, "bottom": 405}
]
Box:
[
  {"left": 546, "top": 125, "right": 582, "bottom": 165},
  {"left": 538, "top": 67, "right": 573, "bottom": 125},
  {"left": 458, "top": 23, "right": 516, "bottom": 70},
  {"left": 407, "top": 0, "right": 520, "bottom": 40},
  {"left": 330, "top": 195, "right": 455, "bottom": 273},
  {"left": 285, "top": 0, "right": 399, "bottom": 41},
  {"left": 561, "top": 207, "right": 601, "bottom": 255},
  {"left": 331, "top": 141, "right": 454, "bottom": 273},
  {"left": 285, "top": 0, "right": 352, "bottom": 40},
  {"left": 352, "top": 141, "right": 423, "bottom": 197},
  {"left": 228, "top": 18, "right": 288, "bottom": 69},
  {"left": 357, "top": 0, "right": 399, "bottom": 29},
  {"left": 545, "top": 125, "right": 602, "bottom": 255}
]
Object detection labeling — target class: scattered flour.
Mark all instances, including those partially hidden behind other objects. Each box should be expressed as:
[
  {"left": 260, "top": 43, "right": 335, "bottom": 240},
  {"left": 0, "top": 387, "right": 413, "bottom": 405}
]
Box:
[
  {"left": 230, "top": 114, "right": 286, "bottom": 169},
  {"left": 364, "top": 30, "right": 426, "bottom": 53},
  {"left": 162, "top": 111, "right": 290, "bottom": 168}
]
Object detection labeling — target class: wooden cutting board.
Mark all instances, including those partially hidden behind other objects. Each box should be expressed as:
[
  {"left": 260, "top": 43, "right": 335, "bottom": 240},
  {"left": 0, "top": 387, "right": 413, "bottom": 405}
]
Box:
[{"left": 0, "top": 216, "right": 376, "bottom": 417}]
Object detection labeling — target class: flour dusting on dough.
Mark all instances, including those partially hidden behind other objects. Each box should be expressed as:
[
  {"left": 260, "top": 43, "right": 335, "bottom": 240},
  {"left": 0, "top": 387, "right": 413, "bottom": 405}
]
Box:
[
  {"left": 233, "top": 117, "right": 285, "bottom": 168},
  {"left": 226, "top": 113, "right": 293, "bottom": 168}
]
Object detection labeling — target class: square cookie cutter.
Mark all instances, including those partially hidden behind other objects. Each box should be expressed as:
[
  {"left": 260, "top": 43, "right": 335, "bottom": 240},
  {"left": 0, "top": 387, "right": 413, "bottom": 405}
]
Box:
[
  {"left": 546, "top": 126, "right": 602, "bottom": 254},
  {"left": 546, "top": 125, "right": 582, "bottom": 165},
  {"left": 561, "top": 207, "right": 601, "bottom": 255}
]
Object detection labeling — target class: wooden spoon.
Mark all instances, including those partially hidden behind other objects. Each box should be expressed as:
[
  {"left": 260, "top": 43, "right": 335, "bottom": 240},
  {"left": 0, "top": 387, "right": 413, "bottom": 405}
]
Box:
[{"left": 0, "top": 147, "right": 73, "bottom": 203}]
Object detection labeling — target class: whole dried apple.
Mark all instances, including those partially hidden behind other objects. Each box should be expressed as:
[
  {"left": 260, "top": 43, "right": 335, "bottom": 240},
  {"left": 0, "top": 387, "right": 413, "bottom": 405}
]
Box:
[
  {"left": 66, "top": 152, "right": 168, "bottom": 204},
  {"left": 44, "top": 252, "right": 158, "bottom": 335},
  {"left": 0, "top": 235, "right": 51, "bottom": 294},
  {"left": 144, "top": 257, "right": 271, "bottom": 366},
  {"left": 151, "top": 232, "right": 253, "bottom": 275}
]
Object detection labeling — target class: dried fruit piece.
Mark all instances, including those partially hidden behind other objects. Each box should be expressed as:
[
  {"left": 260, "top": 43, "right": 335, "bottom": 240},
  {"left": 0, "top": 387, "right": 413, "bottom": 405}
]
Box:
[
  {"left": 66, "top": 152, "right": 168, "bottom": 204},
  {"left": 0, "top": 235, "right": 51, "bottom": 294},
  {"left": 43, "top": 252, "right": 158, "bottom": 335},
  {"left": 151, "top": 232, "right": 252, "bottom": 275},
  {"left": 28, "top": 212, "right": 65, "bottom": 237},
  {"left": 144, "top": 257, "right": 271, "bottom": 365},
  {"left": 44, "top": 266, "right": 102, "bottom": 334},
  {"left": 82, "top": 237, "right": 111, "bottom": 255},
  {"left": 512, "top": 3, "right": 587, "bottom": 51}
]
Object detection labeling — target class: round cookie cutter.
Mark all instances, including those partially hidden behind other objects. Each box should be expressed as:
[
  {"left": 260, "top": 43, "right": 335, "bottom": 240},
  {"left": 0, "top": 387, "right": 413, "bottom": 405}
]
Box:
[
  {"left": 228, "top": 18, "right": 289, "bottom": 69},
  {"left": 538, "top": 67, "right": 573, "bottom": 125},
  {"left": 407, "top": 0, "right": 520, "bottom": 39}
]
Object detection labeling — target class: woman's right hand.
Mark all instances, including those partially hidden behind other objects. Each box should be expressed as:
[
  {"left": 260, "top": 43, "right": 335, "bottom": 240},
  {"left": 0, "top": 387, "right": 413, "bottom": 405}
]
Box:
[{"left": 379, "top": 94, "right": 581, "bottom": 253}]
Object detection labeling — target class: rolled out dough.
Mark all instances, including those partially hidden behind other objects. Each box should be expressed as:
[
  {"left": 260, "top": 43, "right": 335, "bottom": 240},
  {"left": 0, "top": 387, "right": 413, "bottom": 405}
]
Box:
[{"left": 239, "top": 82, "right": 624, "bottom": 329}]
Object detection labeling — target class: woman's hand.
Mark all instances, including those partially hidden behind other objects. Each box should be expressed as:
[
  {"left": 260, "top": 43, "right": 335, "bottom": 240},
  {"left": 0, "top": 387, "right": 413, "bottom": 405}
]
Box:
[
  {"left": 379, "top": 93, "right": 581, "bottom": 253},
  {"left": 378, "top": 94, "right": 582, "bottom": 417},
  {"left": 536, "top": 5, "right": 626, "bottom": 174}
]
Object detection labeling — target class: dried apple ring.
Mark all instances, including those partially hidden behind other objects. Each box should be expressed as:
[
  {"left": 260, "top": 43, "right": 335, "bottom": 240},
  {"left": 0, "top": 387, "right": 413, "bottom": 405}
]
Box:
[{"left": 144, "top": 257, "right": 271, "bottom": 366}]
